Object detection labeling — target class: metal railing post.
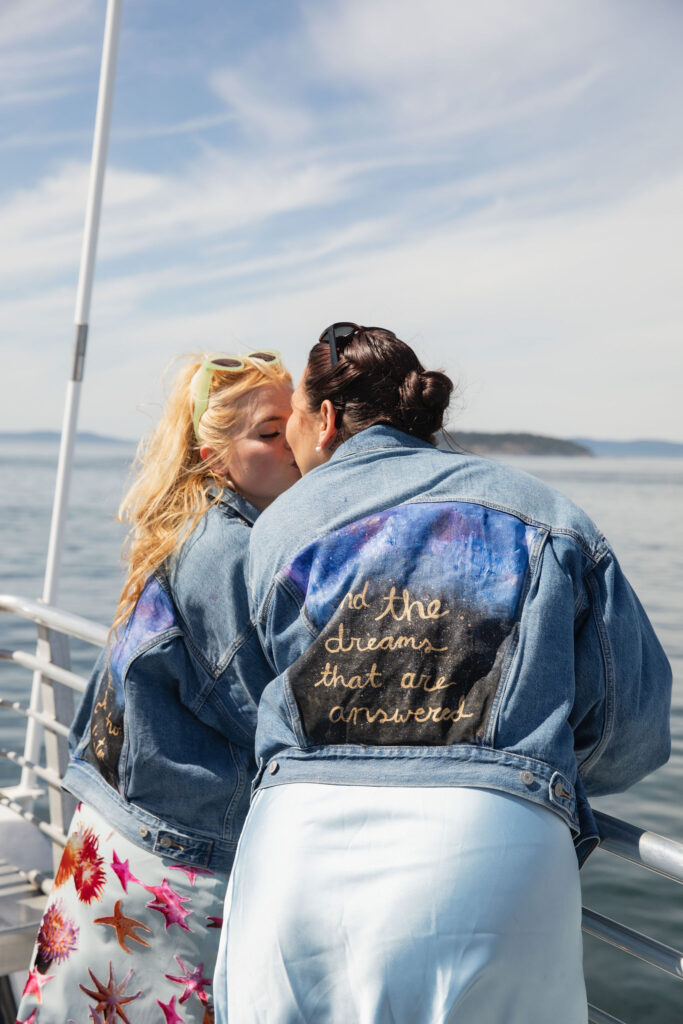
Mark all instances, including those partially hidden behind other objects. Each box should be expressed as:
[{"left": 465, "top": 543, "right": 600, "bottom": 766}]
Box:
[{"left": 37, "top": 628, "right": 77, "bottom": 872}]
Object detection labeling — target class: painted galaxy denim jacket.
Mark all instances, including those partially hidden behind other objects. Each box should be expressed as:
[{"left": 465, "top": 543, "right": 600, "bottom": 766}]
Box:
[
  {"left": 63, "top": 490, "right": 273, "bottom": 872},
  {"left": 248, "top": 425, "right": 672, "bottom": 864}
]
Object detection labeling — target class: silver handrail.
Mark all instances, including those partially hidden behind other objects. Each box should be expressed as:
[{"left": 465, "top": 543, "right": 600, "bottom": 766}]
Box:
[
  {"left": 0, "top": 795, "right": 67, "bottom": 848},
  {"left": 0, "top": 594, "right": 108, "bottom": 647},
  {"left": 0, "top": 750, "right": 62, "bottom": 790},
  {"left": 0, "top": 596, "right": 103, "bottom": 840},
  {"left": 578, "top": 812, "right": 683, "bottom": 999},
  {"left": 594, "top": 809, "right": 683, "bottom": 884},
  {"left": 0, "top": 648, "right": 87, "bottom": 692},
  {"left": 0, "top": 696, "right": 70, "bottom": 737},
  {"left": 582, "top": 907, "right": 683, "bottom": 980},
  {"left": 588, "top": 1006, "right": 627, "bottom": 1024}
]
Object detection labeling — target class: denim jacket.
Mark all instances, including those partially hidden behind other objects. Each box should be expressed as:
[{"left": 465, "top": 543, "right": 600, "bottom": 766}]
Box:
[
  {"left": 63, "top": 489, "right": 274, "bottom": 872},
  {"left": 248, "top": 426, "right": 672, "bottom": 864}
]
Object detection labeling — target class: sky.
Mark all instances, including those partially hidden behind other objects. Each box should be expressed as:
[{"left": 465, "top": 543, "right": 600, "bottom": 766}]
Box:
[{"left": 1, "top": 0, "right": 682, "bottom": 442}]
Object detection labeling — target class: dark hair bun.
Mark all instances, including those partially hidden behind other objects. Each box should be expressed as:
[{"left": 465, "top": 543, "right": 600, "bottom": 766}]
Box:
[
  {"left": 304, "top": 327, "right": 454, "bottom": 443},
  {"left": 397, "top": 369, "right": 452, "bottom": 437}
]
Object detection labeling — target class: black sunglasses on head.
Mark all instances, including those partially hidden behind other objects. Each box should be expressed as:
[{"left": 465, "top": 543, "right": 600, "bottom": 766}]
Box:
[
  {"left": 318, "top": 322, "right": 359, "bottom": 366},
  {"left": 318, "top": 322, "right": 397, "bottom": 365}
]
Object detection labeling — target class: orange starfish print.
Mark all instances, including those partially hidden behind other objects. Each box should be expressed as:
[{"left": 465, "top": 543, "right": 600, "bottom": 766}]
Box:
[{"left": 94, "top": 899, "right": 152, "bottom": 953}]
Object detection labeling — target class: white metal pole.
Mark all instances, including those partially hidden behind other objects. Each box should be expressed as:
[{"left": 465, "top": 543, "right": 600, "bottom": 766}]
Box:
[
  {"left": 44, "top": 0, "right": 123, "bottom": 605},
  {"left": 20, "top": 0, "right": 123, "bottom": 796}
]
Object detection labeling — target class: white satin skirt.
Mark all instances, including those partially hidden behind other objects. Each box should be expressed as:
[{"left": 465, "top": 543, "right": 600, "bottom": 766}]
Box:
[{"left": 214, "top": 783, "right": 587, "bottom": 1024}]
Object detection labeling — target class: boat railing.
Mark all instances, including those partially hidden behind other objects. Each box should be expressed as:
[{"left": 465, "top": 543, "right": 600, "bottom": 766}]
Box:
[
  {"left": 0, "top": 593, "right": 107, "bottom": 997},
  {"left": 0, "top": 593, "right": 681, "bottom": 1022}
]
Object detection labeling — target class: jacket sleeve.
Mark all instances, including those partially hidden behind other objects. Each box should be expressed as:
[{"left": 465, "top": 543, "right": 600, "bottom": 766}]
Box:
[
  {"left": 253, "top": 572, "right": 314, "bottom": 678},
  {"left": 572, "top": 546, "right": 672, "bottom": 796}
]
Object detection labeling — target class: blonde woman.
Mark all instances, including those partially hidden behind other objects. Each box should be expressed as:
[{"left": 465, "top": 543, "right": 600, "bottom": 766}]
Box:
[{"left": 16, "top": 352, "right": 299, "bottom": 1024}]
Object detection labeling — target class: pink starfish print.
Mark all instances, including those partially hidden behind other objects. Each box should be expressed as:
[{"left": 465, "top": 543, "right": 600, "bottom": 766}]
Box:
[
  {"left": 16, "top": 1010, "right": 38, "bottom": 1023},
  {"left": 205, "top": 915, "right": 223, "bottom": 928},
  {"left": 145, "top": 878, "right": 193, "bottom": 931},
  {"left": 158, "top": 994, "right": 185, "bottom": 1023},
  {"left": 165, "top": 956, "right": 212, "bottom": 1005},
  {"left": 169, "top": 864, "right": 213, "bottom": 886},
  {"left": 110, "top": 850, "right": 140, "bottom": 893},
  {"left": 79, "top": 962, "right": 141, "bottom": 1024},
  {"left": 22, "top": 967, "right": 55, "bottom": 1004}
]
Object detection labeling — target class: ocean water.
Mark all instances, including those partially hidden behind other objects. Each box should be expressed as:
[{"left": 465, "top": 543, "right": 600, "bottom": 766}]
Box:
[{"left": 0, "top": 441, "right": 681, "bottom": 1022}]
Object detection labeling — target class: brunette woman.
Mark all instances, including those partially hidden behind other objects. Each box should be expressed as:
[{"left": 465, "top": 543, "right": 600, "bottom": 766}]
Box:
[
  {"left": 16, "top": 351, "right": 299, "bottom": 1024},
  {"left": 215, "top": 325, "right": 671, "bottom": 1024}
]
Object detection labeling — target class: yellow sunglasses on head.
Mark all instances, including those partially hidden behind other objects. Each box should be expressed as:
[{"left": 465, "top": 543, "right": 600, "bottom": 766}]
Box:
[{"left": 192, "top": 351, "right": 281, "bottom": 441}]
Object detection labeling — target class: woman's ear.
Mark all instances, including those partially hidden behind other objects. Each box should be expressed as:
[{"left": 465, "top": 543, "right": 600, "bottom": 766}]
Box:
[
  {"left": 200, "top": 445, "right": 234, "bottom": 487},
  {"left": 318, "top": 399, "right": 338, "bottom": 451}
]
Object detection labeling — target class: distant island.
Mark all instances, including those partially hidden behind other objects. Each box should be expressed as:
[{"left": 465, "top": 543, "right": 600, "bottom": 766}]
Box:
[
  {"left": 440, "top": 432, "right": 683, "bottom": 457},
  {"left": 1, "top": 430, "right": 682, "bottom": 457},
  {"left": 441, "top": 432, "right": 591, "bottom": 457}
]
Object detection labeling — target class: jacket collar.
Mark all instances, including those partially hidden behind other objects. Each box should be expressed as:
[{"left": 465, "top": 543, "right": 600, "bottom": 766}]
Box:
[
  {"left": 330, "top": 424, "right": 435, "bottom": 462},
  {"left": 210, "top": 486, "right": 261, "bottom": 526}
]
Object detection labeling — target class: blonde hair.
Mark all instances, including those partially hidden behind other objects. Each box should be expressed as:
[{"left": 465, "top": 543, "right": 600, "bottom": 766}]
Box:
[{"left": 113, "top": 353, "right": 292, "bottom": 631}]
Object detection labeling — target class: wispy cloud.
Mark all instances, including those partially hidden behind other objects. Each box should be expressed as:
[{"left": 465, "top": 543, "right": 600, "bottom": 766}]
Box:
[
  {"left": 12, "top": 166, "right": 680, "bottom": 440},
  {"left": 0, "top": 113, "right": 237, "bottom": 152},
  {"left": 0, "top": 154, "right": 329, "bottom": 282},
  {"left": 2, "top": 0, "right": 682, "bottom": 442},
  {"left": 210, "top": 67, "right": 312, "bottom": 143},
  {"left": 303, "top": 0, "right": 605, "bottom": 129},
  {"left": 0, "top": 0, "right": 90, "bottom": 46},
  {"left": 0, "top": 1, "right": 96, "bottom": 104}
]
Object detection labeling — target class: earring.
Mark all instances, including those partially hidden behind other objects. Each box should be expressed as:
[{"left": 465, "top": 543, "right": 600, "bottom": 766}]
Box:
[{"left": 315, "top": 444, "right": 322, "bottom": 452}]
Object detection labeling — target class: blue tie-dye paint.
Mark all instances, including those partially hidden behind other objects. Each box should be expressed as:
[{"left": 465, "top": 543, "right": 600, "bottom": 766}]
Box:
[
  {"left": 282, "top": 501, "right": 537, "bottom": 629},
  {"left": 85, "top": 577, "right": 178, "bottom": 787},
  {"left": 110, "top": 576, "right": 177, "bottom": 684}
]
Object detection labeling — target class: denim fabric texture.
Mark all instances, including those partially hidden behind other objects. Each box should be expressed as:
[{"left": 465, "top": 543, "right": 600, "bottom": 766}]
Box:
[
  {"left": 248, "top": 426, "right": 672, "bottom": 864},
  {"left": 63, "top": 489, "right": 274, "bottom": 872}
]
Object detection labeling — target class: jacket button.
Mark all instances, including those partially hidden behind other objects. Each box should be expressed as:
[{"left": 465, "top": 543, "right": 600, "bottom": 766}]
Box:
[
  {"left": 520, "top": 770, "right": 534, "bottom": 786},
  {"left": 159, "top": 835, "right": 173, "bottom": 849},
  {"left": 554, "top": 781, "right": 566, "bottom": 798},
  {"left": 138, "top": 825, "right": 149, "bottom": 838},
  {"left": 268, "top": 761, "right": 279, "bottom": 775}
]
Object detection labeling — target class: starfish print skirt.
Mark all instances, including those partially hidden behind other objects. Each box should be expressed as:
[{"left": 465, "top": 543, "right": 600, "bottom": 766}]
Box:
[{"left": 16, "top": 802, "right": 228, "bottom": 1023}]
